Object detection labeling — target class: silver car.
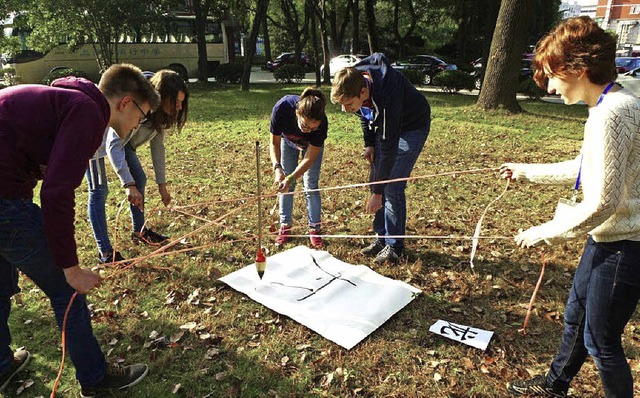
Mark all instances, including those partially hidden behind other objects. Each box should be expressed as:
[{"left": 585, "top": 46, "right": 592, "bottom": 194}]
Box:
[{"left": 617, "top": 67, "right": 640, "bottom": 97}]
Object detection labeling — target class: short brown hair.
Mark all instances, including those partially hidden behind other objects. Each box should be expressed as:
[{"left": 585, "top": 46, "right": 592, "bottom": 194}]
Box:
[
  {"left": 98, "top": 64, "right": 161, "bottom": 110},
  {"left": 331, "top": 67, "right": 366, "bottom": 104},
  {"left": 533, "top": 16, "right": 617, "bottom": 88},
  {"left": 296, "top": 87, "right": 326, "bottom": 121}
]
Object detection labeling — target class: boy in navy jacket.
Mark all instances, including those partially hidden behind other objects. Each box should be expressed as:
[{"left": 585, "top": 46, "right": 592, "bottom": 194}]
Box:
[{"left": 331, "top": 53, "right": 430, "bottom": 263}]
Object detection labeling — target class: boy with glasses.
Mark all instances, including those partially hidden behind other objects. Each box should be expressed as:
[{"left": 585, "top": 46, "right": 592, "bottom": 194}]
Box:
[{"left": 0, "top": 63, "right": 160, "bottom": 396}]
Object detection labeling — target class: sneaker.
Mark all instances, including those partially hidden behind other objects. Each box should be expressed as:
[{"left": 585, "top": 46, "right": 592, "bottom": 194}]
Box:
[
  {"left": 275, "top": 225, "right": 291, "bottom": 246},
  {"left": 80, "top": 363, "right": 148, "bottom": 397},
  {"left": 309, "top": 230, "right": 324, "bottom": 248},
  {"left": 132, "top": 228, "right": 168, "bottom": 245},
  {"left": 373, "top": 245, "right": 401, "bottom": 265},
  {"left": 507, "top": 375, "right": 567, "bottom": 397},
  {"left": 0, "top": 349, "right": 31, "bottom": 392},
  {"left": 361, "top": 240, "right": 385, "bottom": 256},
  {"left": 98, "top": 251, "right": 125, "bottom": 265}
]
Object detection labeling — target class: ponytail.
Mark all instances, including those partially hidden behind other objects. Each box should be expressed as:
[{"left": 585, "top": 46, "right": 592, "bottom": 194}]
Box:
[{"left": 296, "top": 87, "right": 326, "bottom": 121}]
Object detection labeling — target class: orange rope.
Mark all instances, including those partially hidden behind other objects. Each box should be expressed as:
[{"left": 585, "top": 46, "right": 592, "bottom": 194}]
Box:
[
  {"left": 50, "top": 291, "right": 77, "bottom": 398},
  {"left": 50, "top": 166, "right": 502, "bottom": 395},
  {"left": 519, "top": 249, "right": 547, "bottom": 335}
]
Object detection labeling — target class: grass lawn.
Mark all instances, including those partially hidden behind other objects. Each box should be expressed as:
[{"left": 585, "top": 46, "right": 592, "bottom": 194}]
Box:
[{"left": 4, "top": 84, "right": 640, "bottom": 397}]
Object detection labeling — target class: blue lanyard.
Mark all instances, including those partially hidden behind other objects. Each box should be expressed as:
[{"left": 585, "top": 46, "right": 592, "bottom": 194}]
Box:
[
  {"left": 356, "top": 78, "right": 375, "bottom": 121},
  {"left": 573, "top": 82, "right": 615, "bottom": 201}
]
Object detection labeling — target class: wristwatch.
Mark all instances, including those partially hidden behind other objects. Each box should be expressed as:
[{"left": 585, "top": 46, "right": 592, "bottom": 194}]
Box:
[{"left": 274, "top": 162, "right": 282, "bottom": 171}]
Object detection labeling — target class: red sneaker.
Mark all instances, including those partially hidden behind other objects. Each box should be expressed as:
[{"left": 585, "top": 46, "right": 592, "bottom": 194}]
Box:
[
  {"left": 275, "top": 225, "right": 291, "bottom": 246},
  {"left": 309, "top": 230, "right": 324, "bottom": 248}
]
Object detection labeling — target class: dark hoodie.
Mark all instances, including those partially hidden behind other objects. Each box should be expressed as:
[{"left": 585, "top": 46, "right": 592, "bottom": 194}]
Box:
[
  {"left": 354, "top": 53, "right": 431, "bottom": 194},
  {"left": 0, "top": 77, "right": 111, "bottom": 268}
]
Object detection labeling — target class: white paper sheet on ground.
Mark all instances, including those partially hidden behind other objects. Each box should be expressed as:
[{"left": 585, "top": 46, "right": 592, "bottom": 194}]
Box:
[
  {"left": 219, "top": 245, "right": 421, "bottom": 350},
  {"left": 429, "top": 320, "right": 494, "bottom": 350}
]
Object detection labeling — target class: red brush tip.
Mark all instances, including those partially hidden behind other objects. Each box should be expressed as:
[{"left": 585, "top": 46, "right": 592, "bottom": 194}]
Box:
[{"left": 256, "top": 249, "right": 266, "bottom": 262}]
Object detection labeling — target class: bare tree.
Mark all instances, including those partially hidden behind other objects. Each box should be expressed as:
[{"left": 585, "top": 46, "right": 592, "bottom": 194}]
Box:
[{"left": 476, "top": 0, "right": 534, "bottom": 113}]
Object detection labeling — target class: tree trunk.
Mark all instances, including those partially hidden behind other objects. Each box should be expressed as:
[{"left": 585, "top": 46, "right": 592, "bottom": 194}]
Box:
[
  {"left": 392, "top": 0, "right": 416, "bottom": 60},
  {"left": 317, "top": 0, "right": 331, "bottom": 84},
  {"left": 193, "top": 0, "right": 212, "bottom": 82},
  {"left": 308, "top": 0, "right": 322, "bottom": 86},
  {"left": 365, "top": 0, "right": 378, "bottom": 54},
  {"left": 476, "top": 0, "right": 534, "bottom": 113},
  {"left": 262, "top": 12, "right": 272, "bottom": 63},
  {"left": 242, "top": 0, "right": 270, "bottom": 91},
  {"left": 480, "top": 0, "right": 501, "bottom": 82},
  {"left": 351, "top": 0, "right": 360, "bottom": 54}
]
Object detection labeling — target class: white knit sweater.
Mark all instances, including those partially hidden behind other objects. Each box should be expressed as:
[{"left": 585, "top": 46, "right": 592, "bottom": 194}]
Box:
[{"left": 509, "top": 88, "right": 640, "bottom": 243}]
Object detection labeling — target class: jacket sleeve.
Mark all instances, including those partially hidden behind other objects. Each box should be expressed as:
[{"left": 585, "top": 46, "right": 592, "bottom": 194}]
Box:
[
  {"left": 149, "top": 132, "right": 167, "bottom": 184},
  {"left": 40, "top": 101, "right": 105, "bottom": 268},
  {"left": 106, "top": 128, "right": 135, "bottom": 186}
]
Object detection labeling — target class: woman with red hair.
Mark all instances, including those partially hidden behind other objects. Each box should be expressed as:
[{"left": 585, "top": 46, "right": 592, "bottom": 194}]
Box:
[{"left": 500, "top": 16, "right": 640, "bottom": 398}]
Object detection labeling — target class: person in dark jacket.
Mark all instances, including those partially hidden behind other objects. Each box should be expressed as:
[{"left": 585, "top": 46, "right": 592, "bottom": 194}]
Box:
[
  {"left": 0, "top": 64, "right": 160, "bottom": 396},
  {"left": 331, "top": 53, "right": 431, "bottom": 264}
]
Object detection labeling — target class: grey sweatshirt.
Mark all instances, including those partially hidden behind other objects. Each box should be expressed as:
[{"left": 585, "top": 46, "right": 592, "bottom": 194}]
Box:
[{"left": 106, "top": 123, "right": 167, "bottom": 186}]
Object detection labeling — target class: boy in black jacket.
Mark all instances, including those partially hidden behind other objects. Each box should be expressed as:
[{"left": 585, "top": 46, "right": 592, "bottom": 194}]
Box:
[{"left": 331, "top": 53, "right": 431, "bottom": 264}]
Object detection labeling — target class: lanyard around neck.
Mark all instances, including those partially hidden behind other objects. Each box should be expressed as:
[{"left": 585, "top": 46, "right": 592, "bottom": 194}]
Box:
[{"left": 573, "top": 82, "right": 616, "bottom": 201}]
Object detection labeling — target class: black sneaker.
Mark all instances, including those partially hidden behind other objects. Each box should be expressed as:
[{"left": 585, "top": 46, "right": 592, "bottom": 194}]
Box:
[
  {"left": 0, "top": 349, "right": 31, "bottom": 392},
  {"left": 361, "top": 240, "right": 385, "bottom": 256},
  {"left": 132, "top": 228, "right": 168, "bottom": 245},
  {"left": 98, "top": 251, "right": 125, "bottom": 265},
  {"left": 507, "top": 375, "right": 567, "bottom": 397},
  {"left": 80, "top": 363, "right": 148, "bottom": 397},
  {"left": 374, "top": 245, "right": 401, "bottom": 264}
]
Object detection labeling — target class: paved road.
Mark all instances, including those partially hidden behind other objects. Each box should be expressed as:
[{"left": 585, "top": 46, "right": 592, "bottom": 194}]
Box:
[{"left": 223, "top": 67, "right": 566, "bottom": 104}]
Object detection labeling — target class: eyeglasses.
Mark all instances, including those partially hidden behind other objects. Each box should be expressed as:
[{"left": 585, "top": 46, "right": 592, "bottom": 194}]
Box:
[{"left": 131, "top": 99, "right": 149, "bottom": 124}]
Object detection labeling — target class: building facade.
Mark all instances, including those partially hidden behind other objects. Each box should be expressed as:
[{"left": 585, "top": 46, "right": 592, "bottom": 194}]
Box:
[{"left": 596, "top": 0, "right": 640, "bottom": 55}]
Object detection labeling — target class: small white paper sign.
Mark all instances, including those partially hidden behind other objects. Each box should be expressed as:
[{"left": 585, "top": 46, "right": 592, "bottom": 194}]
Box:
[
  {"left": 219, "top": 245, "right": 421, "bottom": 350},
  {"left": 429, "top": 320, "right": 493, "bottom": 350}
]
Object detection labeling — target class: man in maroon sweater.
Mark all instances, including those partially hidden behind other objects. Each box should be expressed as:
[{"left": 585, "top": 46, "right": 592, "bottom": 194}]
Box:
[{"left": 0, "top": 64, "right": 160, "bottom": 397}]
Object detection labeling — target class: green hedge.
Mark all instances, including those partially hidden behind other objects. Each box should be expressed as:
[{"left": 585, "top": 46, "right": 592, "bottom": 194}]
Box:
[
  {"left": 400, "top": 69, "right": 425, "bottom": 86},
  {"left": 517, "top": 77, "right": 547, "bottom": 100},
  {"left": 273, "top": 64, "right": 306, "bottom": 84},
  {"left": 432, "top": 70, "right": 475, "bottom": 93},
  {"left": 212, "top": 62, "right": 244, "bottom": 84},
  {"left": 42, "top": 68, "right": 91, "bottom": 85}
]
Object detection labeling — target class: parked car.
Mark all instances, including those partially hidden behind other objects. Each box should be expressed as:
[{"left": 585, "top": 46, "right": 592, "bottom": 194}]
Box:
[
  {"left": 391, "top": 55, "right": 457, "bottom": 85},
  {"left": 319, "top": 54, "right": 365, "bottom": 77},
  {"left": 617, "top": 67, "right": 640, "bottom": 97},
  {"left": 470, "top": 58, "right": 534, "bottom": 90},
  {"left": 266, "top": 52, "right": 313, "bottom": 72},
  {"left": 615, "top": 57, "right": 640, "bottom": 74}
]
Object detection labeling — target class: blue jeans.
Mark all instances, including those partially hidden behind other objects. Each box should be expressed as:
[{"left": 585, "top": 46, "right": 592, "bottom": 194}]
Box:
[
  {"left": 279, "top": 141, "right": 324, "bottom": 229},
  {"left": 371, "top": 128, "right": 428, "bottom": 250},
  {"left": 86, "top": 157, "right": 112, "bottom": 255},
  {"left": 546, "top": 237, "right": 640, "bottom": 398},
  {"left": 0, "top": 199, "right": 105, "bottom": 385},
  {"left": 124, "top": 144, "right": 147, "bottom": 232}
]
